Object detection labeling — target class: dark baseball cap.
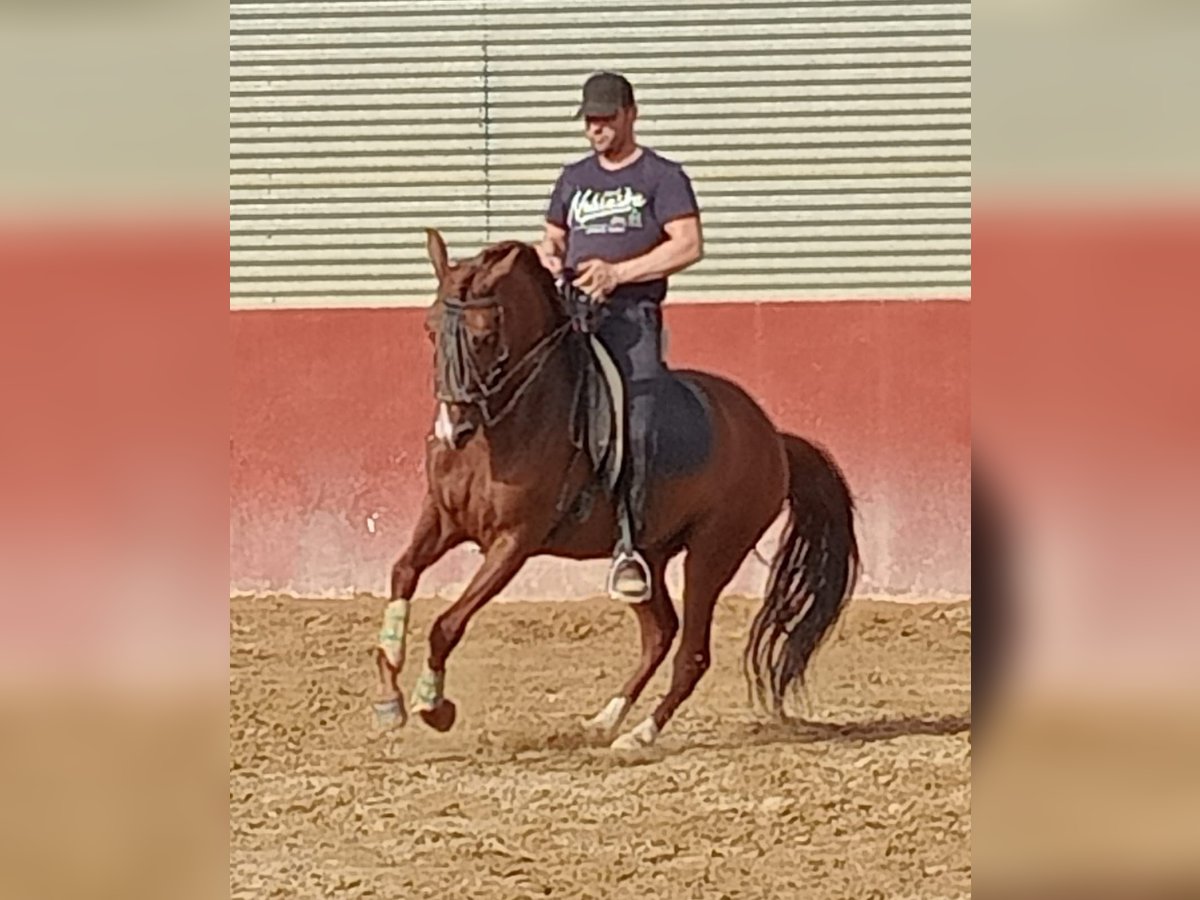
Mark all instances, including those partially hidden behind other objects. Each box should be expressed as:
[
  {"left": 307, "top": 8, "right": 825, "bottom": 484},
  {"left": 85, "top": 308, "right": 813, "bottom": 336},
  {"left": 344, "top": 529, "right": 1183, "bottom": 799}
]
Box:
[{"left": 573, "top": 71, "right": 636, "bottom": 118}]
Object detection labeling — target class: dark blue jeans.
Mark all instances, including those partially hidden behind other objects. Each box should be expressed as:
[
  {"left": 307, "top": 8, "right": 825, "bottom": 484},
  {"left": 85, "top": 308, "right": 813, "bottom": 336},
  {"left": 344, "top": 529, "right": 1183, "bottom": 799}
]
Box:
[{"left": 595, "top": 296, "right": 664, "bottom": 549}]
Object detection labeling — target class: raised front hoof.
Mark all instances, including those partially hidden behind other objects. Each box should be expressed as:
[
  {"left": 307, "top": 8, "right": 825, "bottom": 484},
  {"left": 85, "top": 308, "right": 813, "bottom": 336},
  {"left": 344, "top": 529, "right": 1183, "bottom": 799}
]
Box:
[
  {"left": 417, "top": 699, "right": 457, "bottom": 732},
  {"left": 372, "top": 696, "right": 407, "bottom": 730}
]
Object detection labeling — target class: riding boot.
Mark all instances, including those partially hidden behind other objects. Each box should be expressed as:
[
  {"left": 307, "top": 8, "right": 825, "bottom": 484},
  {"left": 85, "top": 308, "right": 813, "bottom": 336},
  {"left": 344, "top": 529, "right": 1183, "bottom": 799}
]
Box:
[{"left": 608, "top": 386, "right": 654, "bottom": 603}]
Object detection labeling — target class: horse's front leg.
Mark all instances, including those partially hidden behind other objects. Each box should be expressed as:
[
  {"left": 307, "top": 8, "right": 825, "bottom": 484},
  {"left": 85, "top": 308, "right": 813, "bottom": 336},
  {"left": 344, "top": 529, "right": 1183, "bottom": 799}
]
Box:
[
  {"left": 373, "top": 493, "right": 462, "bottom": 728},
  {"left": 411, "top": 530, "right": 531, "bottom": 731}
]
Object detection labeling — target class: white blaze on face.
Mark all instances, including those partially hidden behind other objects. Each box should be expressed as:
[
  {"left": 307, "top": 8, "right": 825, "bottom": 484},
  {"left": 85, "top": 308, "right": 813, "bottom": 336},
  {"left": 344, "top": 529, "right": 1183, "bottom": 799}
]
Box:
[{"left": 433, "top": 402, "right": 454, "bottom": 444}]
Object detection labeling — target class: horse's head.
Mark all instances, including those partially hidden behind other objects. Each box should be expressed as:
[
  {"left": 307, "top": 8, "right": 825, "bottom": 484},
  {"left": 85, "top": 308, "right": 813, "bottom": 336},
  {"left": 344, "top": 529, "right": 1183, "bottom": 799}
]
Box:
[{"left": 423, "top": 228, "right": 564, "bottom": 448}]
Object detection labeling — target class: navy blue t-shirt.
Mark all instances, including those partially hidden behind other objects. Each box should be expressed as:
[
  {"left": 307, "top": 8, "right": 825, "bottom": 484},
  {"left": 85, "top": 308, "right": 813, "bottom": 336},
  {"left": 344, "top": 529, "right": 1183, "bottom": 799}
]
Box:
[{"left": 546, "top": 148, "right": 699, "bottom": 303}]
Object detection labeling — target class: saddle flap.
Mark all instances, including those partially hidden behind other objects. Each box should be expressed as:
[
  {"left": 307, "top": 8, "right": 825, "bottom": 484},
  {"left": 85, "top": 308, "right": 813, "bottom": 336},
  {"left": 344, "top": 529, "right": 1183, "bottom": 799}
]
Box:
[
  {"left": 585, "top": 335, "right": 624, "bottom": 494},
  {"left": 573, "top": 339, "right": 715, "bottom": 496}
]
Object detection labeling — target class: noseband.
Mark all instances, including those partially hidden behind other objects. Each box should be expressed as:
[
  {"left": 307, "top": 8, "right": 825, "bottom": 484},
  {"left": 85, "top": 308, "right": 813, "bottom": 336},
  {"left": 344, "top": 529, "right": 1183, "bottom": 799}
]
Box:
[{"left": 435, "top": 291, "right": 573, "bottom": 429}]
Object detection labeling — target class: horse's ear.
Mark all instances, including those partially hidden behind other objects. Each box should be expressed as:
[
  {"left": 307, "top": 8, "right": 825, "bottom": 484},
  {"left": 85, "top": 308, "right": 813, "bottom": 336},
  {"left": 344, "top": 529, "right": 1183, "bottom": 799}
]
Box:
[
  {"left": 474, "top": 243, "right": 524, "bottom": 295},
  {"left": 426, "top": 228, "right": 450, "bottom": 282}
]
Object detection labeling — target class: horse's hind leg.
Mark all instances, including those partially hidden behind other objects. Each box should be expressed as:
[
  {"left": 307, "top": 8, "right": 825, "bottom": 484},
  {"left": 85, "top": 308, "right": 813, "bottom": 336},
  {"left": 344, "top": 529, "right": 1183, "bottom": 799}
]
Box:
[
  {"left": 373, "top": 494, "right": 462, "bottom": 727},
  {"left": 583, "top": 553, "right": 677, "bottom": 741},
  {"left": 610, "top": 532, "right": 749, "bottom": 750}
]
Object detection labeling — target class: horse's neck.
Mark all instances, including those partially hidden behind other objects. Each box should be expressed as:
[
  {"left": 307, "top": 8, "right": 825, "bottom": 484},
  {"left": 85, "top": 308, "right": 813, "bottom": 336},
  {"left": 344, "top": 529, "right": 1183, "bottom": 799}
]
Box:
[{"left": 486, "top": 334, "right": 576, "bottom": 460}]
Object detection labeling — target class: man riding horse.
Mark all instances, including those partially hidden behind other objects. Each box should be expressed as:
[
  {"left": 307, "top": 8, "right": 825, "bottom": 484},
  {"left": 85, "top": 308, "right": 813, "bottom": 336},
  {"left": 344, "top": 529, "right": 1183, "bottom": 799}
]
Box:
[
  {"left": 535, "top": 71, "right": 704, "bottom": 603},
  {"left": 371, "top": 72, "right": 859, "bottom": 749}
]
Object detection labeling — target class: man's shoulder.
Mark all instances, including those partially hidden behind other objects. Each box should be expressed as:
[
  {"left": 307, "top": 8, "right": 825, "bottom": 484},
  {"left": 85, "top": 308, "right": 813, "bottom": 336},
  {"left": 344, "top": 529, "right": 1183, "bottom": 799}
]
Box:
[
  {"left": 558, "top": 153, "right": 599, "bottom": 178},
  {"left": 640, "top": 147, "right": 691, "bottom": 179}
]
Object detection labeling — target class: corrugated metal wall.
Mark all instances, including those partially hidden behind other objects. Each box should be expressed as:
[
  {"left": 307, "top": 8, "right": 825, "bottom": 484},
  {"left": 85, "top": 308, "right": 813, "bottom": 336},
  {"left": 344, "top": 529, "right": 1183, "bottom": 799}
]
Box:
[{"left": 231, "top": 0, "right": 970, "bottom": 308}]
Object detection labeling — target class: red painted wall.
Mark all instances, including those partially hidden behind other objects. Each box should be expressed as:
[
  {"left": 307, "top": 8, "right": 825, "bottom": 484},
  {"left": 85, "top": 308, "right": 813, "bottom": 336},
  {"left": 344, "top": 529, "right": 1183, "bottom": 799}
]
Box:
[
  {"left": 1, "top": 222, "right": 229, "bottom": 673},
  {"left": 230, "top": 300, "right": 969, "bottom": 599}
]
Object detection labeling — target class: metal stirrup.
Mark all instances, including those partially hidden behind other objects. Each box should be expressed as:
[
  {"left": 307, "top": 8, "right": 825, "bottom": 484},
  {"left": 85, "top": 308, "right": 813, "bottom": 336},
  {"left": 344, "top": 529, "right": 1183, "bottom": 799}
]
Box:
[{"left": 608, "top": 548, "right": 651, "bottom": 603}]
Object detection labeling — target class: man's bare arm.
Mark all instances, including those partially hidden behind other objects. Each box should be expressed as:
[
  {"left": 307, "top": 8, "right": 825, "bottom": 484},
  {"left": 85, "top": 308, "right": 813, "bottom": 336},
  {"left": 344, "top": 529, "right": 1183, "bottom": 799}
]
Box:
[{"left": 614, "top": 216, "right": 703, "bottom": 283}]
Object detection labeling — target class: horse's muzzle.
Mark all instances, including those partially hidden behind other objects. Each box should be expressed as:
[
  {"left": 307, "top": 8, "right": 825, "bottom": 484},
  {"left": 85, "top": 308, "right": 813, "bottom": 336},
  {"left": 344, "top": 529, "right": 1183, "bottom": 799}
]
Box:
[{"left": 449, "top": 419, "right": 477, "bottom": 449}]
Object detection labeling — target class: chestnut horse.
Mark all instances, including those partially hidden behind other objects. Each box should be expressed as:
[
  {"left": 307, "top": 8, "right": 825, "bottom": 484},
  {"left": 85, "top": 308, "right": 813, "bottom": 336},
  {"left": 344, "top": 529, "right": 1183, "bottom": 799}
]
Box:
[{"left": 373, "top": 230, "right": 859, "bottom": 750}]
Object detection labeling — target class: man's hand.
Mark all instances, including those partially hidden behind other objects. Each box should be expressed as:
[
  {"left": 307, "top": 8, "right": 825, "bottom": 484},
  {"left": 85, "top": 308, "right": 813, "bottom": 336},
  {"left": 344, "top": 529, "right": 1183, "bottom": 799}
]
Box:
[
  {"left": 573, "top": 258, "right": 621, "bottom": 301},
  {"left": 537, "top": 223, "right": 567, "bottom": 278},
  {"left": 536, "top": 240, "right": 563, "bottom": 278}
]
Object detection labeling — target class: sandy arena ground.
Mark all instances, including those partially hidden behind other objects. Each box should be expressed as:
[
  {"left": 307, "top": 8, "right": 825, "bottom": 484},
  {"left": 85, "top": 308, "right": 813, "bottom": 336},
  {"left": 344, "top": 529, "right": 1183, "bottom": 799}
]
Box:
[{"left": 231, "top": 594, "right": 971, "bottom": 898}]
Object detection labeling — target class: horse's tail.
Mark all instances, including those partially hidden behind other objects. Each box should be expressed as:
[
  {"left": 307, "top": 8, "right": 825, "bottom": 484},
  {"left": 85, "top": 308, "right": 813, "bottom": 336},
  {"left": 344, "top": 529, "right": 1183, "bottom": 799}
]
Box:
[{"left": 744, "top": 433, "right": 860, "bottom": 716}]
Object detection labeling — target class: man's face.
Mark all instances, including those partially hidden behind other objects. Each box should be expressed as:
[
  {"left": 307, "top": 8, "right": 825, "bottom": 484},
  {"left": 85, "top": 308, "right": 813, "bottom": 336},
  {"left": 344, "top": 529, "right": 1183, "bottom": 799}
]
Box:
[{"left": 584, "top": 106, "right": 634, "bottom": 153}]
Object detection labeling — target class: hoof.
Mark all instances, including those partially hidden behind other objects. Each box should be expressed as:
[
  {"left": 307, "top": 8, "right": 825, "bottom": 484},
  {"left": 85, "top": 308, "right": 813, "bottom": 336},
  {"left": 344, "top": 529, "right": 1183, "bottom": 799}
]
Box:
[
  {"left": 418, "top": 698, "right": 457, "bottom": 732},
  {"left": 372, "top": 696, "right": 407, "bottom": 729},
  {"left": 610, "top": 717, "right": 660, "bottom": 751},
  {"left": 609, "top": 731, "right": 644, "bottom": 751},
  {"left": 581, "top": 697, "right": 630, "bottom": 741}
]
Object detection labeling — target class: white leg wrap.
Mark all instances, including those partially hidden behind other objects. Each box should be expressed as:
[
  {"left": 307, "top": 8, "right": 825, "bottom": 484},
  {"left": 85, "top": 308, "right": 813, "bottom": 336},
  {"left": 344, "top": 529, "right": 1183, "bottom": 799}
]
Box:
[
  {"left": 378, "top": 599, "right": 410, "bottom": 668},
  {"left": 611, "top": 716, "right": 660, "bottom": 751},
  {"left": 410, "top": 664, "right": 444, "bottom": 712},
  {"left": 584, "top": 697, "right": 630, "bottom": 733}
]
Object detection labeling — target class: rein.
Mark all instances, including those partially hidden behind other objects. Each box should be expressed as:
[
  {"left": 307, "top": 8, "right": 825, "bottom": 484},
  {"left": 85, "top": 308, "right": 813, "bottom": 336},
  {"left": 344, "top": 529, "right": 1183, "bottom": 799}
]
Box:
[
  {"left": 435, "top": 276, "right": 607, "bottom": 529},
  {"left": 436, "top": 292, "right": 574, "bottom": 429}
]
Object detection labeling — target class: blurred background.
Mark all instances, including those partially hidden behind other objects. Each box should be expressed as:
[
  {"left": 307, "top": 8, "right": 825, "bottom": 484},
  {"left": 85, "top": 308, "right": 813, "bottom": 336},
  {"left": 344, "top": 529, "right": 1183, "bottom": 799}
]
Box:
[
  {"left": 0, "top": 1, "right": 228, "bottom": 898},
  {"left": 974, "top": 0, "right": 1200, "bottom": 896}
]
